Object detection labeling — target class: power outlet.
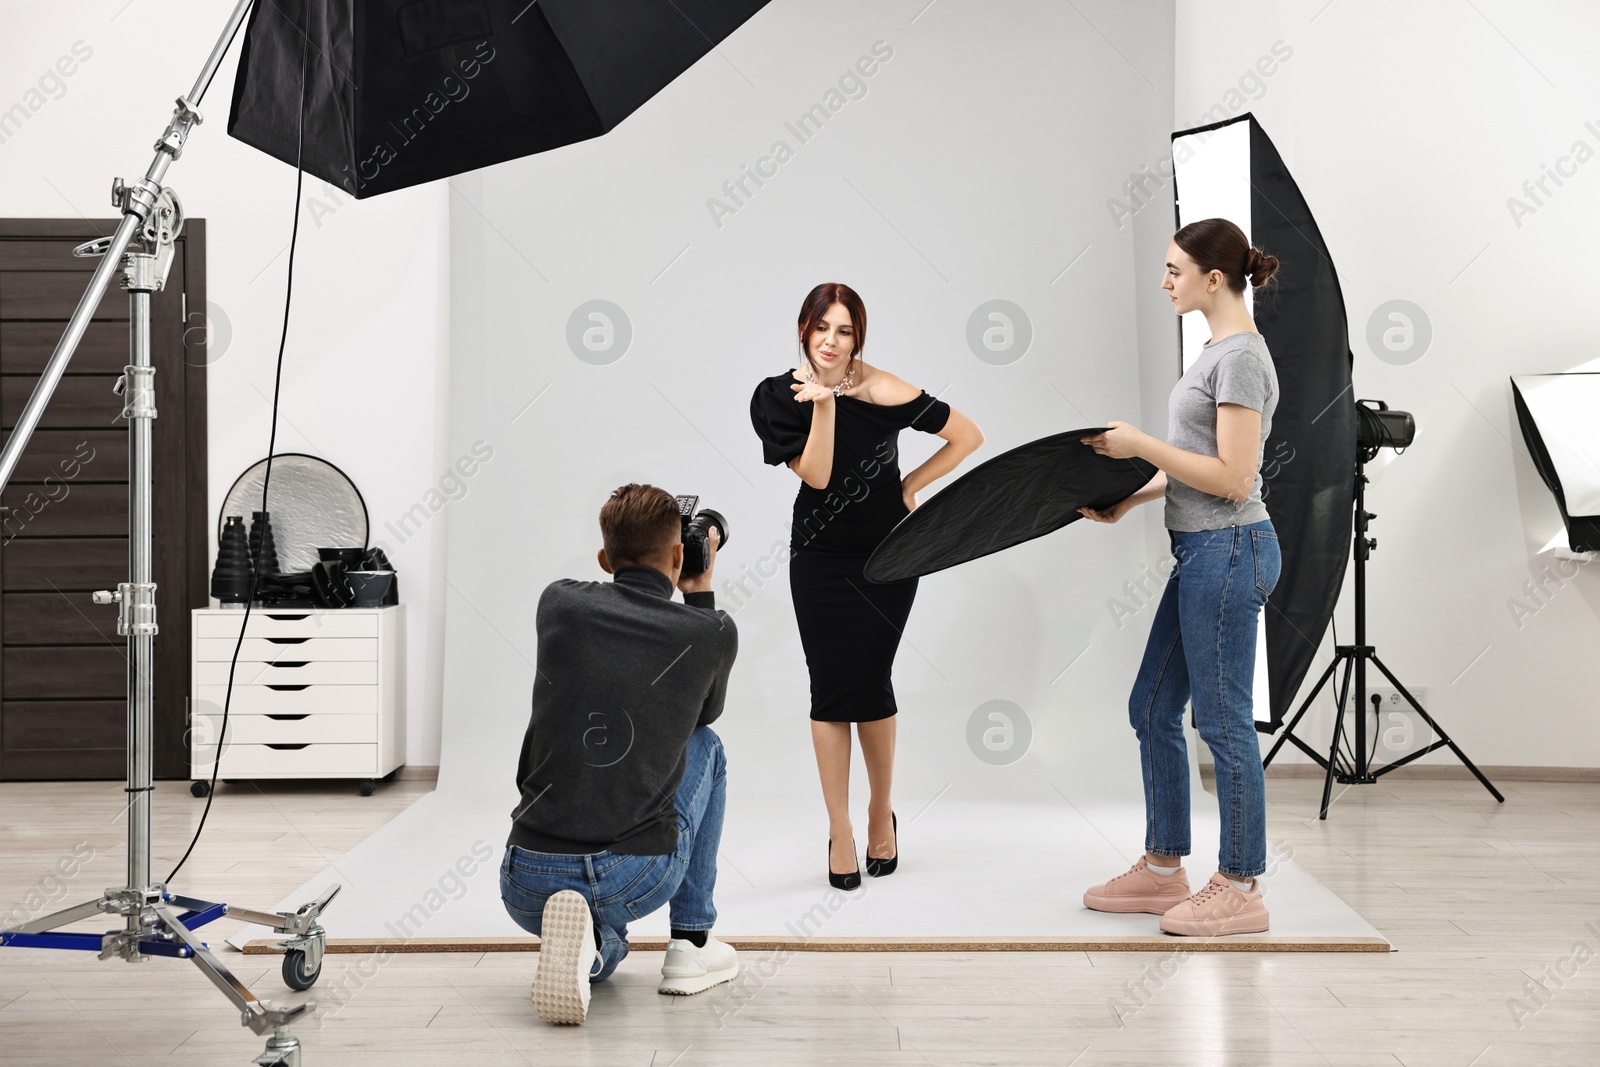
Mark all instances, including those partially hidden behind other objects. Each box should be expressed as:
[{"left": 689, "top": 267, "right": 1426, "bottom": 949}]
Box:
[
  {"left": 1344, "top": 685, "right": 1434, "bottom": 759},
  {"left": 1342, "top": 685, "right": 1426, "bottom": 713}
]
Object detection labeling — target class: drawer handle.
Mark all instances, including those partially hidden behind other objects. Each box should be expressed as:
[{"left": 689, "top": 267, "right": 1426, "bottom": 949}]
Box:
[
  {"left": 269, "top": 661, "right": 309, "bottom": 668},
  {"left": 267, "top": 637, "right": 310, "bottom": 645},
  {"left": 265, "top": 614, "right": 310, "bottom": 621},
  {"left": 266, "top": 743, "right": 310, "bottom": 751},
  {"left": 266, "top": 714, "right": 309, "bottom": 721},
  {"left": 266, "top": 684, "right": 310, "bottom": 691}
]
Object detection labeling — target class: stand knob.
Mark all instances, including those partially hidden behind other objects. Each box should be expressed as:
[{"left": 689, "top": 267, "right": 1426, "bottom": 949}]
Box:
[
  {"left": 72, "top": 237, "right": 113, "bottom": 259},
  {"left": 1368, "top": 538, "right": 1377, "bottom": 550},
  {"left": 92, "top": 590, "right": 121, "bottom": 605}
]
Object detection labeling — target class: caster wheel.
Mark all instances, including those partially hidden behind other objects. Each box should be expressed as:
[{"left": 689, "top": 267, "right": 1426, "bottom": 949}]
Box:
[
  {"left": 189, "top": 781, "right": 210, "bottom": 798},
  {"left": 358, "top": 780, "right": 375, "bottom": 797},
  {"left": 282, "top": 947, "right": 321, "bottom": 991}
]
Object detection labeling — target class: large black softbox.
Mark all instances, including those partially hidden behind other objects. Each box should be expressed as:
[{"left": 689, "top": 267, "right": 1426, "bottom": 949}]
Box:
[
  {"left": 228, "top": 0, "right": 771, "bottom": 198},
  {"left": 1171, "top": 113, "right": 1358, "bottom": 733}
]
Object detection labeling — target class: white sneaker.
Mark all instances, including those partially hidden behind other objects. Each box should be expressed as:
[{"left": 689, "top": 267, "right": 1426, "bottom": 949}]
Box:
[
  {"left": 533, "top": 890, "right": 601, "bottom": 1024},
  {"left": 658, "top": 935, "right": 738, "bottom": 995}
]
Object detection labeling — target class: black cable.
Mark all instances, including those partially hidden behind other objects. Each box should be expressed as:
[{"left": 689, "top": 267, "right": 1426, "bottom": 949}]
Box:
[
  {"left": 166, "top": 34, "right": 305, "bottom": 885},
  {"left": 1369, "top": 691, "right": 1382, "bottom": 767},
  {"left": 1329, "top": 613, "right": 1344, "bottom": 766}
]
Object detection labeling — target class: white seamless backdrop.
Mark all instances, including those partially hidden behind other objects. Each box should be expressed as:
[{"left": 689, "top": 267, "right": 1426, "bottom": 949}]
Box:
[
  {"left": 438, "top": 0, "right": 1185, "bottom": 822},
  {"left": 237, "top": 2, "right": 1384, "bottom": 947}
]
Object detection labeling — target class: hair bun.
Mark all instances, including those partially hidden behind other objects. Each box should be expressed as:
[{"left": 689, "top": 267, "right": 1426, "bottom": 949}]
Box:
[{"left": 1246, "top": 246, "right": 1280, "bottom": 288}]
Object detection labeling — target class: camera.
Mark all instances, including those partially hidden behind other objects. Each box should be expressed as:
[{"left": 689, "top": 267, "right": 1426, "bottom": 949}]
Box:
[{"left": 675, "top": 495, "right": 729, "bottom": 577}]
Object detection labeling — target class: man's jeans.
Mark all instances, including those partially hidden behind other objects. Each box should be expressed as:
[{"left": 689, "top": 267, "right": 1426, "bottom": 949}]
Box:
[
  {"left": 1128, "top": 520, "right": 1280, "bottom": 878},
  {"left": 500, "top": 725, "right": 726, "bottom": 981}
]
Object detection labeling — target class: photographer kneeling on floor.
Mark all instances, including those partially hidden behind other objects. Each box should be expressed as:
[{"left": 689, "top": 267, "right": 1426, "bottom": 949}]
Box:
[{"left": 500, "top": 483, "right": 738, "bottom": 1025}]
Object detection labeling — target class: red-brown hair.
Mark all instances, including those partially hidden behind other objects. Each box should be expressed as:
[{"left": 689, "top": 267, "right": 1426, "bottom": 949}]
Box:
[
  {"left": 599, "top": 483, "right": 680, "bottom": 564},
  {"left": 796, "top": 283, "right": 867, "bottom": 377}
]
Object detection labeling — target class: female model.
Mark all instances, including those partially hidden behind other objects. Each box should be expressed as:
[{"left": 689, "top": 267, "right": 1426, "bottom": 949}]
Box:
[
  {"left": 749, "top": 282, "right": 983, "bottom": 889},
  {"left": 1077, "top": 218, "right": 1283, "bottom": 935}
]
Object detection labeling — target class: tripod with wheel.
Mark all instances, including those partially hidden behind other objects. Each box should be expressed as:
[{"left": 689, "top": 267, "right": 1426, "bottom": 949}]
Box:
[
  {"left": 0, "top": 3, "right": 339, "bottom": 1064},
  {"left": 1263, "top": 424, "right": 1504, "bottom": 819}
]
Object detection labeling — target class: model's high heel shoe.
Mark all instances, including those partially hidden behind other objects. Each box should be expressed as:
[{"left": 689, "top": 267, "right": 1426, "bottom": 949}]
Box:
[
  {"left": 865, "top": 812, "right": 898, "bottom": 878},
  {"left": 828, "top": 837, "right": 861, "bottom": 890}
]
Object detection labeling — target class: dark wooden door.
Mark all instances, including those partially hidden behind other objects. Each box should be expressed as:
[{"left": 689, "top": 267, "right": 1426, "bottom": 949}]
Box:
[{"left": 0, "top": 219, "right": 208, "bottom": 780}]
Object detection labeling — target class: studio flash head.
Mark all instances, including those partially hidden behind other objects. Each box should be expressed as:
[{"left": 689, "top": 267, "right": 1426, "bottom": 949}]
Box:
[{"left": 1356, "top": 399, "right": 1415, "bottom": 460}]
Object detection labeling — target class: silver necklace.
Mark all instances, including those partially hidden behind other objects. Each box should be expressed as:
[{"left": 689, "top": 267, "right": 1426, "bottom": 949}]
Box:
[{"left": 803, "top": 357, "right": 856, "bottom": 397}]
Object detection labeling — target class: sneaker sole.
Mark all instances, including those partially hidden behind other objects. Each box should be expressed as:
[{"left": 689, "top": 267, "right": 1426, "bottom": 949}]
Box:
[
  {"left": 1083, "top": 891, "right": 1191, "bottom": 915},
  {"left": 533, "top": 891, "right": 593, "bottom": 1024},
  {"left": 1159, "top": 905, "right": 1270, "bottom": 937},
  {"left": 658, "top": 963, "right": 738, "bottom": 996}
]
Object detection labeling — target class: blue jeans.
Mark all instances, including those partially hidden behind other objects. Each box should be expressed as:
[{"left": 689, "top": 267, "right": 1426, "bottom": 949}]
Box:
[
  {"left": 1128, "top": 520, "right": 1280, "bottom": 878},
  {"left": 499, "top": 725, "right": 726, "bottom": 981}
]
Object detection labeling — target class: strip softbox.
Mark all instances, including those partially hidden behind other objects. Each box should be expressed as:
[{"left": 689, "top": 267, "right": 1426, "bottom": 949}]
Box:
[
  {"left": 1511, "top": 373, "right": 1600, "bottom": 553},
  {"left": 1171, "top": 113, "right": 1358, "bottom": 732},
  {"left": 228, "top": 0, "right": 772, "bottom": 198}
]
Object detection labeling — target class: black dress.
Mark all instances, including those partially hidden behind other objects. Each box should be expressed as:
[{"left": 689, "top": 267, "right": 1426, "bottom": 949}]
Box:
[{"left": 749, "top": 370, "right": 952, "bottom": 723}]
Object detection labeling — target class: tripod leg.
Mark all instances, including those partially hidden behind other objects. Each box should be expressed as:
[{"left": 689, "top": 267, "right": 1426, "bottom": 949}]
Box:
[
  {"left": 1263, "top": 655, "right": 1342, "bottom": 769},
  {"left": 1369, "top": 654, "right": 1504, "bottom": 803},
  {"left": 1, "top": 897, "right": 107, "bottom": 936},
  {"left": 151, "top": 904, "right": 312, "bottom": 1034},
  {"left": 1319, "top": 656, "right": 1356, "bottom": 820},
  {"left": 1328, "top": 653, "right": 1356, "bottom": 780}
]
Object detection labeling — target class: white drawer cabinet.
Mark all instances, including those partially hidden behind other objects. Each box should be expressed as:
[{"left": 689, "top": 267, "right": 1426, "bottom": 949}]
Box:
[{"left": 190, "top": 604, "right": 405, "bottom": 795}]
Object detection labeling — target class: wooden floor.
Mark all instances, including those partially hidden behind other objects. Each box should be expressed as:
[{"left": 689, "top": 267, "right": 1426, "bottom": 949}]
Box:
[{"left": 0, "top": 775, "right": 1595, "bottom": 1065}]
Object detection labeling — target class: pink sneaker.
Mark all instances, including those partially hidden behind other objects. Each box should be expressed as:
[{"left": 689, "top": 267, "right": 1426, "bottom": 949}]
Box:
[
  {"left": 1159, "top": 872, "right": 1269, "bottom": 936},
  {"left": 1083, "top": 857, "right": 1192, "bottom": 914}
]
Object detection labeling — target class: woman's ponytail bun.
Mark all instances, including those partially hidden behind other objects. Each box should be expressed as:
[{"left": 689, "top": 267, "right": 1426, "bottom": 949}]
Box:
[{"left": 1246, "top": 246, "right": 1280, "bottom": 288}]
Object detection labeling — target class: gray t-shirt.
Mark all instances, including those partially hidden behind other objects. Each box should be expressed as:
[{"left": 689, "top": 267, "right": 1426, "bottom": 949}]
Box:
[{"left": 1164, "top": 331, "right": 1278, "bottom": 532}]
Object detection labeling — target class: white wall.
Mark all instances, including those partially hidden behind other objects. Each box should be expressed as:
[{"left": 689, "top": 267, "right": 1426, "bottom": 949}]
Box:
[
  {"left": 439, "top": 0, "right": 1181, "bottom": 812},
  {"left": 0, "top": 0, "right": 453, "bottom": 767},
  {"left": 1175, "top": 0, "right": 1600, "bottom": 767},
  {"left": 15, "top": 0, "right": 1587, "bottom": 779}
]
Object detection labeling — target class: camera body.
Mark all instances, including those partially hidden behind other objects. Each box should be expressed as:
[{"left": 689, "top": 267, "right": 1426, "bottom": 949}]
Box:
[{"left": 675, "top": 495, "right": 728, "bottom": 578}]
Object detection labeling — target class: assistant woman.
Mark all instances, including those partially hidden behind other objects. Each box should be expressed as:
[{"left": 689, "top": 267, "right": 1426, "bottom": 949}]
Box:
[
  {"left": 1077, "top": 218, "right": 1284, "bottom": 935},
  {"left": 749, "top": 282, "right": 983, "bottom": 889}
]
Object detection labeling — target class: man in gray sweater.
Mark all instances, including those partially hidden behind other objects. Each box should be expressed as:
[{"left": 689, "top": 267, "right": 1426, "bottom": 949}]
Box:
[{"left": 500, "top": 483, "right": 739, "bottom": 1024}]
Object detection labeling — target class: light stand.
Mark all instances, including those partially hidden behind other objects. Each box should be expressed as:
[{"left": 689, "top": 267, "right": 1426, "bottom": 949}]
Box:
[
  {"left": 0, "top": 3, "right": 338, "bottom": 1063},
  {"left": 1263, "top": 409, "right": 1504, "bottom": 819}
]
